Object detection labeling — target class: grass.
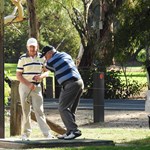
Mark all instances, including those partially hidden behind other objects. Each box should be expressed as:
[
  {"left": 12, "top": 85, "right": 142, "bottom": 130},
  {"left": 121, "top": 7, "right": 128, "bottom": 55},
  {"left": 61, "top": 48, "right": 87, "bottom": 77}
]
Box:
[
  {"left": 5, "top": 63, "right": 147, "bottom": 83},
  {"left": 4, "top": 63, "right": 54, "bottom": 80},
  {"left": 120, "top": 71, "right": 147, "bottom": 84},
  {"left": 4, "top": 63, "right": 17, "bottom": 79}
]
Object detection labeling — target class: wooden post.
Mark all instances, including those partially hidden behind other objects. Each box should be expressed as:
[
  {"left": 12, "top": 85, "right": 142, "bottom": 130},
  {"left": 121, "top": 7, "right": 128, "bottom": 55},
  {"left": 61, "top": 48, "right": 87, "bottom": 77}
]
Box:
[
  {"left": 146, "top": 46, "right": 150, "bottom": 90},
  {"left": 93, "top": 72, "right": 104, "bottom": 123},
  {"left": 10, "top": 80, "right": 22, "bottom": 136},
  {"left": 46, "top": 77, "right": 54, "bottom": 98},
  {"left": 55, "top": 78, "right": 61, "bottom": 98},
  {"left": 0, "top": 0, "right": 5, "bottom": 138}
]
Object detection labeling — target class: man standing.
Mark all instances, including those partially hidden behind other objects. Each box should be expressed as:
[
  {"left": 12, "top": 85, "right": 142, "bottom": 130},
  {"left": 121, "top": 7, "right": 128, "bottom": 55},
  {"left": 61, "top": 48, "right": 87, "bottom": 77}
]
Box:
[
  {"left": 39, "top": 45, "right": 84, "bottom": 140},
  {"left": 16, "top": 38, "right": 53, "bottom": 140}
]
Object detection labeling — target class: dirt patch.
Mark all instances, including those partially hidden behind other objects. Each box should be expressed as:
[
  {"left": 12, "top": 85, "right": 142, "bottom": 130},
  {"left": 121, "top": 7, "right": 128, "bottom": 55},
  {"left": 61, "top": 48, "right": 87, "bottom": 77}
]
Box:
[{"left": 45, "top": 109, "right": 150, "bottom": 129}]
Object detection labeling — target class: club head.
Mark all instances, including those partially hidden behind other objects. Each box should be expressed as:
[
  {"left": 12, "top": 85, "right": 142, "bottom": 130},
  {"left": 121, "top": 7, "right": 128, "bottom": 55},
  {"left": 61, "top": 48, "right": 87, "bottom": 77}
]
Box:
[{"left": 25, "top": 97, "right": 30, "bottom": 104}]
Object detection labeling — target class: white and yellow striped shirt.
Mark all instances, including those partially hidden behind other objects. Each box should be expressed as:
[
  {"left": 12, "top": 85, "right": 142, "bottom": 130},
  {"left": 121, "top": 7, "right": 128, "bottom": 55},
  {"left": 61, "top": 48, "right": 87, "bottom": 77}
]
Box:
[{"left": 16, "top": 52, "right": 45, "bottom": 82}]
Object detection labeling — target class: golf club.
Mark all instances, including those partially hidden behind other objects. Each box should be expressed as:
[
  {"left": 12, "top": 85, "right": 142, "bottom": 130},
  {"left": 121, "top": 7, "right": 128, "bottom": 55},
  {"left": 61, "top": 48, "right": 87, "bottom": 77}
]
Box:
[{"left": 25, "top": 89, "right": 32, "bottom": 104}]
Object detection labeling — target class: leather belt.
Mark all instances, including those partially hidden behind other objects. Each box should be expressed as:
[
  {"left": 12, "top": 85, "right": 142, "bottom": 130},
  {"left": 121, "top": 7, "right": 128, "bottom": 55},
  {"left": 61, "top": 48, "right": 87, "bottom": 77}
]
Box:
[
  {"left": 61, "top": 78, "right": 79, "bottom": 87},
  {"left": 31, "top": 82, "right": 40, "bottom": 85}
]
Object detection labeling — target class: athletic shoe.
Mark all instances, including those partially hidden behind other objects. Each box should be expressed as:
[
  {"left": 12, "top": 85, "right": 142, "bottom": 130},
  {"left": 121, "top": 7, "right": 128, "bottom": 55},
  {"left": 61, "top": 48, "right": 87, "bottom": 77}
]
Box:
[
  {"left": 57, "top": 132, "right": 70, "bottom": 139},
  {"left": 21, "top": 134, "right": 29, "bottom": 141},
  {"left": 45, "top": 134, "right": 55, "bottom": 139},
  {"left": 64, "top": 129, "right": 81, "bottom": 140}
]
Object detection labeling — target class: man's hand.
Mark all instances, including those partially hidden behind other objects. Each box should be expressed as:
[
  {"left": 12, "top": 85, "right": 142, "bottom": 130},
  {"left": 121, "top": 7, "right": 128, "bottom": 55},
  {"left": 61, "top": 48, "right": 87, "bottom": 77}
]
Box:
[
  {"left": 33, "top": 75, "right": 41, "bottom": 82},
  {"left": 29, "top": 83, "right": 36, "bottom": 90}
]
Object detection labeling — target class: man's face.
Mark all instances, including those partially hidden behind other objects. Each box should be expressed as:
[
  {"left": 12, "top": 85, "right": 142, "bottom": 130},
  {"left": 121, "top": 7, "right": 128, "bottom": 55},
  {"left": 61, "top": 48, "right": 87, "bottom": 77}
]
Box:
[
  {"left": 45, "top": 51, "right": 52, "bottom": 60},
  {"left": 27, "top": 45, "right": 38, "bottom": 57}
]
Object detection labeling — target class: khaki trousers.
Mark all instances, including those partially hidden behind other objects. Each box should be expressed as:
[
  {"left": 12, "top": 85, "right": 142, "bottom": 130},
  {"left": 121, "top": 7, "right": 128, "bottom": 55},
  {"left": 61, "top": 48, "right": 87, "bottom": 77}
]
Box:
[{"left": 19, "top": 82, "right": 50, "bottom": 137}]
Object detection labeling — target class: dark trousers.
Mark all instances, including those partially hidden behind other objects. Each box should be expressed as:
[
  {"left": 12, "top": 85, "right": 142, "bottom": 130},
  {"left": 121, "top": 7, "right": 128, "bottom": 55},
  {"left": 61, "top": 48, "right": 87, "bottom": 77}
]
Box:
[{"left": 58, "top": 79, "right": 84, "bottom": 132}]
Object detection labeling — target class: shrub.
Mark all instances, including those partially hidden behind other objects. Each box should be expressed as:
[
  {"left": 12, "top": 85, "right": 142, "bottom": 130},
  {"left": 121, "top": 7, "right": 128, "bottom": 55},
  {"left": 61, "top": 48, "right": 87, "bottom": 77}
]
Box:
[
  {"left": 80, "top": 69, "right": 145, "bottom": 99},
  {"left": 105, "top": 70, "right": 145, "bottom": 99},
  {"left": 4, "top": 71, "right": 12, "bottom": 105}
]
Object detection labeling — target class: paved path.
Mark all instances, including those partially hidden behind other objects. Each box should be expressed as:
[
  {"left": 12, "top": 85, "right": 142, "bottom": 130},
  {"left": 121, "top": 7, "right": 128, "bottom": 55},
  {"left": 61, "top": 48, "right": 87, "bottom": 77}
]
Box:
[{"left": 44, "top": 98, "right": 145, "bottom": 111}]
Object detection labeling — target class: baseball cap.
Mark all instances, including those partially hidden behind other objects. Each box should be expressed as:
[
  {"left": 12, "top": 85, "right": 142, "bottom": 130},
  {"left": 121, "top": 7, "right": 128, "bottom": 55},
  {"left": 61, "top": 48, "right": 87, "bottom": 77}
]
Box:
[
  {"left": 40, "top": 45, "right": 55, "bottom": 58},
  {"left": 27, "top": 38, "right": 38, "bottom": 47}
]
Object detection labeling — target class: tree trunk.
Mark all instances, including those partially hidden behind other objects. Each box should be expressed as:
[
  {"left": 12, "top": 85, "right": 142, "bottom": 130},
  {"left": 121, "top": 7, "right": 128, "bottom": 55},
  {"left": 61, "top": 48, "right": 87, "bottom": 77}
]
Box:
[
  {"left": 0, "top": 0, "right": 5, "bottom": 138},
  {"left": 79, "top": 0, "right": 102, "bottom": 68},
  {"left": 79, "top": 44, "right": 95, "bottom": 67},
  {"left": 78, "top": 0, "right": 114, "bottom": 69},
  {"left": 26, "top": 0, "right": 39, "bottom": 39}
]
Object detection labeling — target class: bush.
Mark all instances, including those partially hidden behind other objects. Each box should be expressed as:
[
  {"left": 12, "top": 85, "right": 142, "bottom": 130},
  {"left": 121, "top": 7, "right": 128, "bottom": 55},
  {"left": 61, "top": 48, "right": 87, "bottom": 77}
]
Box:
[
  {"left": 80, "top": 69, "right": 145, "bottom": 99},
  {"left": 105, "top": 70, "right": 145, "bottom": 99},
  {"left": 79, "top": 68, "right": 94, "bottom": 98},
  {"left": 4, "top": 71, "right": 12, "bottom": 105}
]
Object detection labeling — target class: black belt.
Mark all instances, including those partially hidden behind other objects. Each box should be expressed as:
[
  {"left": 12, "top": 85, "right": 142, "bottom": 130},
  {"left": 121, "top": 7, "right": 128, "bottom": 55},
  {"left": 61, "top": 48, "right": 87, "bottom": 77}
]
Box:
[
  {"left": 31, "top": 82, "right": 40, "bottom": 85},
  {"left": 61, "top": 78, "right": 79, "bottom": 87}
]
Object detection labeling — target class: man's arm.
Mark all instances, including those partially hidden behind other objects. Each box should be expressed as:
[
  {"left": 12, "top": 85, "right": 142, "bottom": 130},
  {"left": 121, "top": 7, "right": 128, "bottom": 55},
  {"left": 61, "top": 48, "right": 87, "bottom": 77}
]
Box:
[
  {"left": 32, "top": 67, "right": 50, "bottom": 82},
  {"left": 16, "top": 71, "right": 35, "bottom": 90}
]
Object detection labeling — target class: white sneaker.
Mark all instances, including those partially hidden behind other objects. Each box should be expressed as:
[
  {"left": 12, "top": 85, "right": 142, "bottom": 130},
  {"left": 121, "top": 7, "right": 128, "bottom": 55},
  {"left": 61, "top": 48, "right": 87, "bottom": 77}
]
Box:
[
  {"left": 45, "top": 134, "right": 55, "bottom": 139},
  {"left": 21, "top": 134, "right": 29, "bottom": 141},
  {"left": 57, "top": 133, "right": 68, "bottom": 139},
  {"left": 64, "top": 130, "right": 81, "bottom": 140}
]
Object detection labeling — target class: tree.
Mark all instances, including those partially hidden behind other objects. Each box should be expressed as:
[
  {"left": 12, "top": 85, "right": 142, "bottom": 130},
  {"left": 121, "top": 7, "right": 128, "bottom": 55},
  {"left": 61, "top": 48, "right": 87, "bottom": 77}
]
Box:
[
  {"left": 4, "top": 0, "right": 28, "bottom": 62},
  {"left": 4, "top": 0, "right": 81, "bottom": 62},
  {"left": 114, "top": 0, "right": 150, "bottom": 64},
  {"left": 26, "top": 0, "right": 38, "bottom": 38},
  {"left": 114, "top": 0, "right": 150, "bottom": 89},
  {"left": 53, "top": 0, "right": 115, "bottom": 70},
  {"left": 5, "top": 0, "right": 150, "bottom": 69},
  {"left": 36, "top": 0, "right": 81, "bottom": 57},
  {"left": 0, "top": 0, "right": 5, "bottom": 138}
]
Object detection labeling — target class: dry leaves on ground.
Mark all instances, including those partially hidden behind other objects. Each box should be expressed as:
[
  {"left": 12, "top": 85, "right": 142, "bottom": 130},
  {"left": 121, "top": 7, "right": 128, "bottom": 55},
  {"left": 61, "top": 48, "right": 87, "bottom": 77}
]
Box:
[{"left": 45, "top": 109, "right": 150, "bottom": 129}]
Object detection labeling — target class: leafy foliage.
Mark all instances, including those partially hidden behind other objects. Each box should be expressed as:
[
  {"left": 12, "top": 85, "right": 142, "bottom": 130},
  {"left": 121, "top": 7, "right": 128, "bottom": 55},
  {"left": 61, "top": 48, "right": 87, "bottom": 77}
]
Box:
[
  {"left": 4, "top": 71, "right": 12, "bottom": 105},
  {"left": 79, "top": 68, "right": 95, "bottom": 98},
  {"left": 4, "top": 0, "right": 81, "bottom": 62},
  {"left": 80, "top": 68, "right": 145, "bottom": 99},
  {"left": 4, "top": 0, "right": 150, "bottom": 99},
  {"left": 114, "top": 0, "right": 150, "bottom": 63},
  {"left": 105, "top": 70, "right": 145, "bottom": 99},
  {"left": 38, "top": 0, "right": 83, "bottom": 57}
]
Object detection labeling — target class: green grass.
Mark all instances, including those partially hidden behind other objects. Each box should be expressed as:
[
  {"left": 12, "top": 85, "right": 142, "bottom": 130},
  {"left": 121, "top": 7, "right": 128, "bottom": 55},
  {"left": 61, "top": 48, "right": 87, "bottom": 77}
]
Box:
[
  {"left": 5, "top": 63, "right": 17, "bottom": 79},
  {"left": 120, "top": 74, "right": 147, "bottom": 85},
  {"left": 5, "top": 63, "right": 17, "bottom": 72},
  {"left": 4, "top": 63, "right": 54, "bottom": 79},
  {"left": 112, "top": 66, "right": 147, "bottom": 84},
  {"left": 5, "top": 63, "right": 147, "bottom": 82},
  {"left": 120, "top": 72, "right": 146, "bottom": 77}
]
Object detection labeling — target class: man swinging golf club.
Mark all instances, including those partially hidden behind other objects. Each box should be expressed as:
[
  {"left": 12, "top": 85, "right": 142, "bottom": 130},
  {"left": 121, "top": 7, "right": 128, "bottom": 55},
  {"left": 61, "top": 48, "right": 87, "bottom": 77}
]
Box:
[{"left": 39, "top": 45, "right": 84, "bottom": 140}]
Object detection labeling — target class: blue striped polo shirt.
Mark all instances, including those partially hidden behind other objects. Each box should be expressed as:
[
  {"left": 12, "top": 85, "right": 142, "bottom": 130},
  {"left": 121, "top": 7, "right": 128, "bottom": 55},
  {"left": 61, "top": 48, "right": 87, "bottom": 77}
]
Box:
[
  {"left": 16, "top": 52, "right": 45, "bottom": 82},
  {"left": 46, "top": 51, "right": 81, "bottom": 85}
]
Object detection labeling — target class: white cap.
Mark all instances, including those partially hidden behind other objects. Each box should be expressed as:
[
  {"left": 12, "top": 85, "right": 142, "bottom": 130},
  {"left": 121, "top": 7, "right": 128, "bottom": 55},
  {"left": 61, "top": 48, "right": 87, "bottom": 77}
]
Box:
[{"left": 27, "top": 38, "right": 38, "bottom": 47}]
